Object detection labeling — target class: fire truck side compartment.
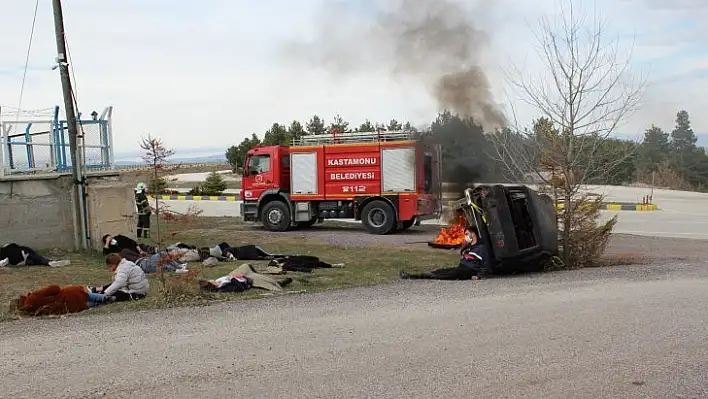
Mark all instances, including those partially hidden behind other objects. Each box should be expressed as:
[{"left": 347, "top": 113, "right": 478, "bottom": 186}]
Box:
[
  {"left": 286, "top": 141, "right": 420, "bottom": 223},
  {"left": 290, "top": 152, "right": 318, "bottom": 195},
  {"left": 324, "top": 144, "right": 381, "bottom": 197},
  {"left": 381, "top": 147, "right": 416, "bottom": 193}
]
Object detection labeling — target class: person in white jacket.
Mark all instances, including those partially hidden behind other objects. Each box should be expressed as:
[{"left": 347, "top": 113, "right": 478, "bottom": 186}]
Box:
[{"left": 91, "top": 253, "right": 149, "bottom": 301}]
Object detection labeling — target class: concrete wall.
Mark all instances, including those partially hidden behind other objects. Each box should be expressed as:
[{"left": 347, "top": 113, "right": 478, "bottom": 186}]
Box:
[
  {"left": 86, "top": 181, "right": 136, "bottom": 251},
  {"left": 0, "top": 175, "right": 75, "bottom": 249},
  {"left": 0, "top": 173, "right": 136, "bottom": 251}
]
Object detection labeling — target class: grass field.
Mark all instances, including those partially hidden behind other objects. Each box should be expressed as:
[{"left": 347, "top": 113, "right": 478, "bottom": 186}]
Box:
[{"left": 0, "top": 218, "right": 458, "bottom": 321}]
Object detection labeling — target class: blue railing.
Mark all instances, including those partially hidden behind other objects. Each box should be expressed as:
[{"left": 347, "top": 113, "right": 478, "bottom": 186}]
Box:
[{"left": 1, "top": 105, "right": 114, "bottom": 174}]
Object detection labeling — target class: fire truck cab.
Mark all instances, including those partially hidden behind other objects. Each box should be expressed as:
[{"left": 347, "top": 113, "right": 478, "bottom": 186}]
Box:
[{"left": 240, "top": 129, "right": 443, "bottom": 235}]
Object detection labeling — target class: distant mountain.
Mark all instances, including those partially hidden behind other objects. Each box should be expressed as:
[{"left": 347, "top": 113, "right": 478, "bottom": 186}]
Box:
[
  {"left": 113, "top": 146, "right": 227, "bottom": 165},
  {"left": 115, "top": 153, "right": 226, "bottom": 166}
]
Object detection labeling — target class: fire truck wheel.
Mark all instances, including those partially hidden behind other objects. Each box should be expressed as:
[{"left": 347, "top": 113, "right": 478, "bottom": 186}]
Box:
[
  {"left": 261, "top": 201, "right": 291, "bottom": 232},
  {"left": 361, "top": 200, "right": 396, "bottom": 235}
]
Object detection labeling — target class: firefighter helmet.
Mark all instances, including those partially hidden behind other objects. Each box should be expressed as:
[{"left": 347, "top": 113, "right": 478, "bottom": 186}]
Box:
[{"left": 135, "top": 182, "right": 146, "bottom": 192}]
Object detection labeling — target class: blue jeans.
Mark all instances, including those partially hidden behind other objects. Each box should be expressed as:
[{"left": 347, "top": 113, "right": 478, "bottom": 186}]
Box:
[
  {"left": 137, "top": 252, "right": 182, "bottom": 273},
  {"left": 87, "top": 292, "right": 109, "bottom": 307}
]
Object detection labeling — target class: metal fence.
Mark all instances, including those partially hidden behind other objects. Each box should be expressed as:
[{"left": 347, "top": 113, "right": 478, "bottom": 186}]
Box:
[{"left": 0, "top": 106, "right": 115, "bottom": 176}]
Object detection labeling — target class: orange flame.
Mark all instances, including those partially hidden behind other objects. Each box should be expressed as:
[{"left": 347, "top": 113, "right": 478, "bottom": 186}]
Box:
[{"left": 433, "top": 216, "right": 466, "bottom": 245}]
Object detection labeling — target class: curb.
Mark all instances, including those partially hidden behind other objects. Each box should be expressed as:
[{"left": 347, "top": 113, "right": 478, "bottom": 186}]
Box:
[
  {"left": 558, "top": 202, "right": 659, "bottom": 211},
  {"left": 149, "top": 195, "right": 238, "bottom": 201},
  {"left": 599, "top": 203, "right": 658, "bottom": 211}
]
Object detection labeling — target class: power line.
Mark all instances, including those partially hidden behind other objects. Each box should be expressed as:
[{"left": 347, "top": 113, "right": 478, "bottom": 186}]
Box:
[{"left": 16, "top": 0, "right": 40, "bottom": 121}]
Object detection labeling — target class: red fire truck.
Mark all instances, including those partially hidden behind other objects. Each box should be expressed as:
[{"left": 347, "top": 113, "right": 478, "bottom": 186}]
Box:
[{"left": 239, "top": 129, "right": 443, "bottom": 234}]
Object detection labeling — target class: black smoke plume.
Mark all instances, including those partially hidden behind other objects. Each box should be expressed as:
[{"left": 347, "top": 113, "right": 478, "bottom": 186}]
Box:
[
  {"left": 282, "top": 0, "right": 507, "bottom": 188},
  {"left": 424, "top": 111, "right": 502, "bottom": 195},
  {"left": 283, "top": 0, "right": 506, "bottom": 130}
]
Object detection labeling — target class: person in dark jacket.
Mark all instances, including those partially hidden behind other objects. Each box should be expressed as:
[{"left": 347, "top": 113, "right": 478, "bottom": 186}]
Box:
[
  {"left": 400, "top": 226, "right": 490, "bottom": 280},
  {"left": 0, "top": 243, "right": 71, "bottom": 267},
  {"left": 134, "top": 182, "right": 151, "bottom": 238},
  {"left": 102, "top": 234, "right": 144, "bottom": 256}
]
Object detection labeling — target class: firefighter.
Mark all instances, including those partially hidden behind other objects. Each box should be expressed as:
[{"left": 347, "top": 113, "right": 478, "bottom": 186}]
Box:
[
  {"left": 399, "top": 226, "right": 490, "bottom": 280},
  {"left": 134, "top": 182, "right": 151, "bottom": 238}
]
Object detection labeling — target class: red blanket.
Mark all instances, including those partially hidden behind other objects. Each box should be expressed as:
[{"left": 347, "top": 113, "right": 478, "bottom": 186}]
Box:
[{"left": 16, "top": 285, "right": 89, "bottom": 316}]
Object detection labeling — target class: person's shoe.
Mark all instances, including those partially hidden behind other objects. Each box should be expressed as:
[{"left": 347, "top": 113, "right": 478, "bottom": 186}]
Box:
[
  {"left": 331, "top": 263, "right": 345, "bottom": 268},
  {"left": 175, "top": 268, "right": 189, "bottom": 274},
  {"left": 400, "top": 271, "right": 411, "bottom": 279},
  {"left": 48, "top": 260, "right": 71, "bottom": 267},
  {"left": 0, "top": 258, "right": 9, "bottom": 268}
]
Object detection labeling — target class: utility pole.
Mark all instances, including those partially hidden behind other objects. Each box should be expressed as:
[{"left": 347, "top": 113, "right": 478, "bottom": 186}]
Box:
[{"left": 52, "top": 0, "right": 87, "bottom": 250}]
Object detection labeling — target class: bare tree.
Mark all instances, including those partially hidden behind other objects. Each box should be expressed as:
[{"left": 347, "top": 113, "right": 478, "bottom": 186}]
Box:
[
  {"left": 140, "top": 135, "right": 175, "bottom": 250},
  {"left": 139, "top": 135, "right": 204, "bottom": 295},
  {"left": 489, "top": 2, "right": 646, "bottom": 266}
]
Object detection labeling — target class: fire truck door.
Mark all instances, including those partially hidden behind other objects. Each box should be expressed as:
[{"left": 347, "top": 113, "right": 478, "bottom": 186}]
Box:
[{"left": 243, "top": 152, "right": 275, "bottom": 200}]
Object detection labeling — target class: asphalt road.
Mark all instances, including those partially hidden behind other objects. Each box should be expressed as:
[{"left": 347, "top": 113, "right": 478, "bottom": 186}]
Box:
[
  {"left": 2, "top": 256, "right": 707, "bottom": 398},
  {"left": 160, "top": 183, "right": 708, "bottom": 240}
]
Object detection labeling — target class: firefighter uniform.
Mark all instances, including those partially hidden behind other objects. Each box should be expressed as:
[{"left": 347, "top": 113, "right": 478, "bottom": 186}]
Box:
[{"left": 135, "top": 183, "right": 151, "bottom": 238}]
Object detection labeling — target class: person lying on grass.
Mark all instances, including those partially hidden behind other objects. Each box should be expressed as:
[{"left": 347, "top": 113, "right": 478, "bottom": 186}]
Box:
[
  {"left": 400, "top": 226, "right": 490, "bottom": 280},
  {"left": 13, "top": 285, "right": 114, "bottom": 316},
  {"left": 0, "top": 243, "right": 71, "bottom": 268},
  {"left": 102, "top": 233, "right": 148, "bottom": 256},
  {"left": 89, "top": 253, "right": 149, "bottom": 302},
  {"left": 117, "top": 248, "right": 189, "bottom": 274}
]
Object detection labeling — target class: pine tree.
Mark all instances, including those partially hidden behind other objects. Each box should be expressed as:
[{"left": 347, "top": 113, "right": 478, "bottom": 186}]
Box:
[
  {"left": 262, "top": 123, "right": 289, "bottom": 145},
  {"left": 329, "top": 114, "right": 349, "bottom": 133},
  {"left": 200, "top": 170, "right": 227, "bottom": 195},
  {"left": 305, "top": 115, "right": 326, "bottom": 135},
  {"left": 287, "top": 120, "right": 306, "bottom": 143},
  {"left": 357, "top": 120, "right": 375, "bottom": 132},
  {"left": 638, "top": 125, "right": 670, "bottom": 174},
  {"left": 148, "top": 176, "right": 168, "bottom": 194},
  {"left": 670, "top": 110, "right": 699, "bottom": 181}
]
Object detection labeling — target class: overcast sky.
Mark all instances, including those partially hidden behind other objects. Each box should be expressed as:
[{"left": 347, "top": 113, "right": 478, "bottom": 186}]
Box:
[{"left": 0, "top": 0, "right": 706, "bottom": 158}]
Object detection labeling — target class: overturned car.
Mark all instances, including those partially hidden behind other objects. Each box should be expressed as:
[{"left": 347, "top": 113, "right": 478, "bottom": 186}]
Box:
[{"left": 431, "top": 184, "right": 559, "bottom": 274}]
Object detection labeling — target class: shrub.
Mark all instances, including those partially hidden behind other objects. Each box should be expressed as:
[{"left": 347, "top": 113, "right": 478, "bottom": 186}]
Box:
[{"left": 191, "top": 170, "right": 227, "bottom": 196}]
